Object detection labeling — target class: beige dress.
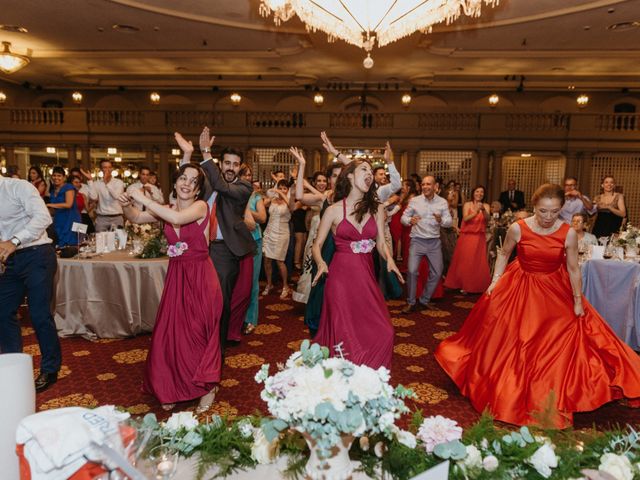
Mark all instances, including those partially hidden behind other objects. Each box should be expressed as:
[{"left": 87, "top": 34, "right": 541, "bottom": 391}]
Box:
[{"left": 262, "top": 202, "right": 291, "bottom": 261}]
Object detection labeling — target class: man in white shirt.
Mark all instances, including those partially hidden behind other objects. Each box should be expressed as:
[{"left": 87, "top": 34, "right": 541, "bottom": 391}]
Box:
[
  {"left": 0, "top": 176, "right": 61, "bottom": 392},
  {"left": 81, "top": 159, "right": 125, "bottom": 232},
  {"left": 559, "top": 176, "right": 596, "bottom": 224},
  {"left": 126, "top": 165, "right": 164, "bottom": 210},
  {"left": 401, "top": 175, "right": 453, "bottom": 313},
  {"left": 373, "top": 143, "right": 401, "bottom": 204}
]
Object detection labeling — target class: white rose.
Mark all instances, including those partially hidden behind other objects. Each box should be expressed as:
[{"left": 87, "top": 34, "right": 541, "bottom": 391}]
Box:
[
  {"left": 349, "top": 366, "right": 383, "bottom": 403},
  {"left": 464, "top": 445, "right": 483, "bottom": 471},
  {"left": 165, "top": 411, "right": 198, "bottom": 431},
  {"left": 483, "top": 455, "right": 499, "bottom": 472},
  {"left": 378, "top": 412, "right": 395, "bottom": 432},
  {"left": 395, "top": 429, "right": 417, "bottom": 449},
  {"left": 374, "top": 441, "right": 385, "bottom": 458},
  {"left": 528, "top": 444, "right": 558, "bottom": 478},
  {"left": 480, "top": 438, "right": 489, "bottom": 449},
  {"left": 251, "top": 428, "right": 280, "bottom": 464},
  {"left": 599, "top": 453, "right": 633, "bottom": 480}
]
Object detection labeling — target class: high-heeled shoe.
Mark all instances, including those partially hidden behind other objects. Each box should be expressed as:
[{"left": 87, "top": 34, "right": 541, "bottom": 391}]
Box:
[
  {"left": 242, "top": 323, "right": 255, "bottom": 335},
  {"left": 280, "top": 287, "right": 291, "bottom": 299},
  {"left": 261, "top": 284, "right": 273, "bottom": 296},
  {"left": 196, "top": 386, "right": 219, "bottom": 414}
]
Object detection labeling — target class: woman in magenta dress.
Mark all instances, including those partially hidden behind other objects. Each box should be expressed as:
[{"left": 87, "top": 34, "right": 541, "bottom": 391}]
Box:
[
  {"left": 435, "top": 184, "right": 640, "bottom": 428},
  {"left": 312, "top": 161, "right": 403, "bottom": 369},
  {"left": 120, "top": 163, "right": 223, "bottom": 413},
  {"left": 444, "top": 185, "right": 491, "bottom": 293}
]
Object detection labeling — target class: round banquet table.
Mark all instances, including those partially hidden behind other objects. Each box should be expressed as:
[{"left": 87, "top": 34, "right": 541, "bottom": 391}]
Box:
[{"left": 54, "top": 251, "right": 168, "bottom": 339}]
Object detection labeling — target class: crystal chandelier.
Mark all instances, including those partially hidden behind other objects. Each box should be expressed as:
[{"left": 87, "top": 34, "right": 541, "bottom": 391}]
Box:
[
  {"left": 0, "top": 41, "right": 30, "bottom": 74},
  {"left": 259, "top": 0, "right": 499, "bottom": 67}
]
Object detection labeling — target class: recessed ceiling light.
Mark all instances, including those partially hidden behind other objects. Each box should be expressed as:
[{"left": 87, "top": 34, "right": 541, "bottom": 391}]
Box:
[
  {"left": 583, "top": 25, "right": 591, "bottom": 30},
  {"left": 112, "top": 24, "right": 140, "bottom": 33},
  {"left": 0, "top": 25, "right": 28, "bottom": 34},
  {"left": 551, "top": 67, "right": 566, "bottom": 71},
  {"left": 607, "top": 22, "right": 639, "bottom": 31}
]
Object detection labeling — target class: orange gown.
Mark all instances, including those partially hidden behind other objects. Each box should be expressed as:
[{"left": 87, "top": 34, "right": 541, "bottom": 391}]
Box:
[{"left": 435, "top": 220, "right": 640, "bottom": 428}]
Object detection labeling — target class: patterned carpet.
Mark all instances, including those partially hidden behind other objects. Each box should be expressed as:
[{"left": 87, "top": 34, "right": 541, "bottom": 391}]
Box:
[{"left": 26, "top": 286, "right": 640, "bottom": 429}]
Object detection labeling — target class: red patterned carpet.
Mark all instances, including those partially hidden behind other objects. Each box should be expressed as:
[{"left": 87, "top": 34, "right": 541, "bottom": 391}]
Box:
[{"left": 25, "top": 287, "right": 640, "bottom": 429}]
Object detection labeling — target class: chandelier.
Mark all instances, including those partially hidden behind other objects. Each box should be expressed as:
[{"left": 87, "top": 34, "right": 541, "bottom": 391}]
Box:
[
  {"left": 259, "top": 0, "right": 499, "bottom": 68},
  {"left": 0, "top": 42, "right": 30, "bottom": 74}
]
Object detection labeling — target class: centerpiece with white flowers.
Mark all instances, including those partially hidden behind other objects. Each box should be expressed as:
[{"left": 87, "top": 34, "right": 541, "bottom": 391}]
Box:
[
  {"left": 614, "top": 223, "right": 640, "bottom": 256},
  {"left": 255, "top": 340, "right": 414, "bottom": 480},
  {"left": 125, "top": 221, "right": 168, "bottom": 258}
]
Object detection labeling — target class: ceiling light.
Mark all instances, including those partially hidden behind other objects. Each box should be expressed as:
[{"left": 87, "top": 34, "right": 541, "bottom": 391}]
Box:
[
  {"left": 150, "top": 91, "right": 160, "bottom": 105},
  {"left": 363, "top": 53, "right": 374, "bottom": 69},
  {"left": 46, "top": 147, "right": 56, "bottom": 154},
  {"left": 0, "top": 41, "right": 30, "bottom": 74},
  {"left": 0, "top": 91, "right": 6, "bottom": 104},
  {"left": 107, "top": 147, "right": 117, "bottom": 155},
  {"left": 259, "top": 0, "right": 498, "bottom": 68},
  {"left": 488, "top": 94, "right": 500, "bottom": 107},
  {"left": 521, "top": 153, "right": 532, "bottom": 157},
  {"left": 230, "top": 92, "right": 242, "bottom": 106},
  {"left": 568, "top": 85, "right": 576, "bottom": 90},
  {"left": 577, "top": 94, "right": 589, "bottom": 108},
  {"left": 313, "top": 91, "right": 324, "bottom": 107},
  {"left": 114, "top": 156, "right": 122, "bottom": 163},
  {"left": 171, "top": 148, "right": 181, "bottom": 156},
  {"left": 124, "top": 169, "right": 131, "bottom": 178},
  {"left": 72, "top": 91, "right": 83, "bottom": 104},
  {"left": 401, "top": 93, "right": 412, "bottom": 107}
]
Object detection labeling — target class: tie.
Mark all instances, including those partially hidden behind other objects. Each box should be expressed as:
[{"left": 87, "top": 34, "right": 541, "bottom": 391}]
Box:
[
  {"left": 510, "top": 191, "right": 514, "bottom": 202},
  {"left": 209, "top": 200, "right": 218, "bottom": 241}
]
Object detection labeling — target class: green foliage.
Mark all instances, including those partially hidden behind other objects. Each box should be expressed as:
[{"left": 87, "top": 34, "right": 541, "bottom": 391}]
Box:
[{"left": 138, "top": 234, "right": 168, "bottom": 259}]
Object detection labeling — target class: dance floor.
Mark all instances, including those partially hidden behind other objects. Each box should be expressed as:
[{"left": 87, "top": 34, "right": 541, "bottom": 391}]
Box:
[{"left": 27, "top": 288, "right": 639, "bottom": 429}]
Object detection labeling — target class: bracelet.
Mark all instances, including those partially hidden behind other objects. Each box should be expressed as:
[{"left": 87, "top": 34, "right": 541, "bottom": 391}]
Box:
[{"left": 202, "top": 147, "right": 211, "bottom": 153}]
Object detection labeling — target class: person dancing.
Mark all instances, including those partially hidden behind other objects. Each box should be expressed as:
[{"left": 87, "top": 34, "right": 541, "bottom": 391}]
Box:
[
  {"left": 312, "top": 160, "right": 403, "bottom": 369},
  {"left": 119, "top": 163, "right": 223, "bottom": 413},
  {"left": 444, "top": 185, "right": 491, "bottom": 293},
  {"left": 435, "top": 183, "right": 640, "bottom": 428}
]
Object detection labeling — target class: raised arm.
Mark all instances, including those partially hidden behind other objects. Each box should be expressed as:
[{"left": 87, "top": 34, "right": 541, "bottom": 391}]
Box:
[
  {"left": 376, "top": 142, "right": 401, "bottom": 202},
  {"left": 250, "top": 194, "right": 267, "bottom": 224},
  {"left": 118, "top": 194, "right": 158, "bottom": 224},
  {"left": 321, "top": 131, "right": 352, "bottom": 166},
  {"left": 487, "top": 222, "right": 521, "bottom": 295},
  {"left": 175, "top": 132, "right": 194, "bottom": 167},
  {"left": 128, "top": 189, "right": 207, "bottom": 226},
  {"left": 80, "top": 169, "right": 98, "bottom": 201},
  {"left": 565, "top": 228, "right": 585, "bottom": 316}
]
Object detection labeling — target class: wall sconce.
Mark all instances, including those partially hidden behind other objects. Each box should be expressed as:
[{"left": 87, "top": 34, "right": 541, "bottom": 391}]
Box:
[
  {"left": 171, "top": 148, "right": 180, "bottom": 156},
  {"left": 488, "top": 94, "right": 500, "bottom": 108},
  {"left": 577, "top": 94, "right": 589, "bottom": 108},
  {"left": 124, "top": 169, "right": 132, "bottom": 178},
  {"left": 0, "top": 41, "right": 30, "bottom": 74},
  {"left": 72, "top": 91, "right": 83, "bottom": 104},
  {"left": 150, "top": 91, "right": 160, "bottom": 105},
  {"left": 401, "top": 93, "right": 412, "bottom": 108},
  {"left": 0, "top": 91, "right": 6, "bottom": 104},
  {"left": 114, "top": 156, "right": 122, "bottom": 163},
  {"left": 230, "top": 92, "right": 242, "bottom": 106},
  {"left": 107, "top": 147, "right": 117, "bottom": 155},
  {"left": 313, "top": 89, "right": 324, "bottom": 107}
]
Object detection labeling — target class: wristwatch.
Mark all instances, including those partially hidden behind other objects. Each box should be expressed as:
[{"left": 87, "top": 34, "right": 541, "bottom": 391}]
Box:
[
  {"left": 202, "top": 147, "right": 211, "bottom": 153},
  {"left": 10, "top": 236, "right": 21, "bottom": 247}
]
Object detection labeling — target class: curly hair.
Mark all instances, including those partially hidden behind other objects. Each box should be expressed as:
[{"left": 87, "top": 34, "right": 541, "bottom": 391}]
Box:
[{"left": 333, "top": 160, "right": 379, "bottom": 223}]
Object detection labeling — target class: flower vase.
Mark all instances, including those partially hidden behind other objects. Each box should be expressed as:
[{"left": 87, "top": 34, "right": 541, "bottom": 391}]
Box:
[
  {"left": 132, "top": 239, "right": 144, "bottom": 255},
  {"left": 303, "top": 433, "right": 354, "bottom": 480}
]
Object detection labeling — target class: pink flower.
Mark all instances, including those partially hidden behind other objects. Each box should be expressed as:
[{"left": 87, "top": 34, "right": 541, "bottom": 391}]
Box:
[
  {"left": 168, "top": 242, "right": 189, "bottom": 258},
  {"left": 416, "top": 415, "right": 463, "bottom": 453},
  {"left": 350, "top": 239, "right": 376, "bottom": 254}
]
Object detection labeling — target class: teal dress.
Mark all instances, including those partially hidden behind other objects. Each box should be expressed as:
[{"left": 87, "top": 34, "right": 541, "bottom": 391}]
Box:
[
  {"left": 50, "top": 183, "right": 81, "bottom": 247},
  {"left": 304, "top": 199, "right": 335, "bottom": 336},
  {"left": 245, "top": 193, "right": 263, "bottom": 327}
]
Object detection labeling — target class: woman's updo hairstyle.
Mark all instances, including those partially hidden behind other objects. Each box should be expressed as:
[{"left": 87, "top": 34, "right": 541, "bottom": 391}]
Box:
[{"left": 531, "top": 183, "right": 565, "bottom": 207}]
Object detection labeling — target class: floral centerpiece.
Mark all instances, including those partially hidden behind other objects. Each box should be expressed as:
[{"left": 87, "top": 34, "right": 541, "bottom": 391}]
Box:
[
  {"left": 614, "top": 223, "right": 639, "bottom": 255},
  {"left": 125, "top": 221, "right": 168, "bottom": 258},
  {"left": 255, "top": 340, "right": 414, "bottom": 479}
]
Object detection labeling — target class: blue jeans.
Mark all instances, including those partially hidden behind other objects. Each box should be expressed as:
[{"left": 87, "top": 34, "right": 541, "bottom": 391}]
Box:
[
  {"left": 0, "top": 244, "right": 61, "bottom": 373},
  {"left": 406, "top": 237, "right": 443, "bottom": 306}
]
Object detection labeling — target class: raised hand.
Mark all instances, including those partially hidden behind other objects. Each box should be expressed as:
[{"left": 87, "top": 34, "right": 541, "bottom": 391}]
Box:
[
  {"left": 383, "top": 141, "right": 393, "bottom": 164},
  {"left": 79, "top": 168, "right": 93, "bottom": 181},
  {"left": 128, "top": 188, "right": 147, "bottom": 205},
  {"left": 312, "top": 262, "right": 328, "bottom": 287},
  {"left": 117, "top": 193, "right": 131, "bottom": 206},
  {"left": 320, "top": 131, "right": 339, "bottom": 156},
  {"left": 199, "top": 126, "right": 215, "bottom": 151},
  {"left": 174, "top": 132, "right": 194, "bottom": 154},
  {"left": 290, "top": 146, "right": 306, "bottom": 166}
]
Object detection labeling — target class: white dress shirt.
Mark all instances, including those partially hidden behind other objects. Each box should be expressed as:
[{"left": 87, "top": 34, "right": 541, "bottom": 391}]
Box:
[
  {"left": 126, "top": 181, "right": 164, "bottom": 210},
  {"left": 401, "top": 194, "right": 452, "bottom": 239},
  {"left": 559, "top": 195, "right": 597, "bottom": 224},
  {"left": 376, "top": 163, "right": 402, "bottom": 203},
  {"left": 86, "top": 177, "right": 125, "bottom": 215},
  {"left": 0, "top": 176, "right": 52, "bottom": 248}
]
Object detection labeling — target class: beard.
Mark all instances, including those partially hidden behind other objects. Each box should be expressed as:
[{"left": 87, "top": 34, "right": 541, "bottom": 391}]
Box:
[{"left": 223, "top": 170, "right": 237, "bottom": 182}]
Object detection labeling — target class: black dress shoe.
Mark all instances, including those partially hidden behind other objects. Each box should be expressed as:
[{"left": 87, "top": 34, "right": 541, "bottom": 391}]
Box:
[{"left": 35, "top": 372, "right": 58, "bottom": 393}]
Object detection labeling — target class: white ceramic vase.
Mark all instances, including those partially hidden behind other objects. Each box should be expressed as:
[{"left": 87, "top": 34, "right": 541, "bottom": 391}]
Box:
[
  {"left": 0, "top": 353, "right": 35, "bottom": 480},
  {"left": 303, "top": 433, "right": 354, "bottom": 480}
]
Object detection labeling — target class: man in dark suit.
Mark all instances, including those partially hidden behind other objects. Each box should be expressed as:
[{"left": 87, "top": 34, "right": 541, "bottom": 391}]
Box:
[
  {"left": 198, "top": 127, "right": 256, "bottom": 348},
  {"left": 499, "top": 178, "right": 526, "bottom": 212}
]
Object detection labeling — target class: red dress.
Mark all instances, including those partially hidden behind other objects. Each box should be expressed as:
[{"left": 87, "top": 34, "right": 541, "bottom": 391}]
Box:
[
  {"left": 435, "top": 220, "right": 640, "bottom": 427},
  {"left": 315, "top": 201, "right": 394, "bottom": 369},
  {"left": 444, "top": 211, "right": 490, "bottom": 293},
  {"left": 143, "top": 208, "right": 224, "bottom": 404}
]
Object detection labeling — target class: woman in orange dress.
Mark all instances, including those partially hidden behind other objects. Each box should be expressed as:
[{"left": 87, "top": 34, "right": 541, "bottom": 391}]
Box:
[
  {"left": 444, "top": 185, "right": 491, "bottom": 293},
  {"left": 435, "top": 183, "right": 640, "bottom": 428}
]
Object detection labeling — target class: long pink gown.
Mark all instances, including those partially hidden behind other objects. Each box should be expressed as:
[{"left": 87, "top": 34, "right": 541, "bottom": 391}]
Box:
[
  {"left": 143, "top": 209, "right": 224, "bottom": 403},
  {"left": 315, "top": 201, "right": 394, "bottom": 369},
  {"left": 444, "top": 211, "right": 491, "bottom": 293}
]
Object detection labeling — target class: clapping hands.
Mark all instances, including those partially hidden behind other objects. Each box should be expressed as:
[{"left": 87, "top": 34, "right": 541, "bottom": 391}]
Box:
[{"left": 174, "top": 132, "right": 194, "bottom": 154}]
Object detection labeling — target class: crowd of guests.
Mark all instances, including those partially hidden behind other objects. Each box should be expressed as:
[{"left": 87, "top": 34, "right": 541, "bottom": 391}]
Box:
[{"left": 1, "top": 131, "right": 637, "bottom": 427}]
